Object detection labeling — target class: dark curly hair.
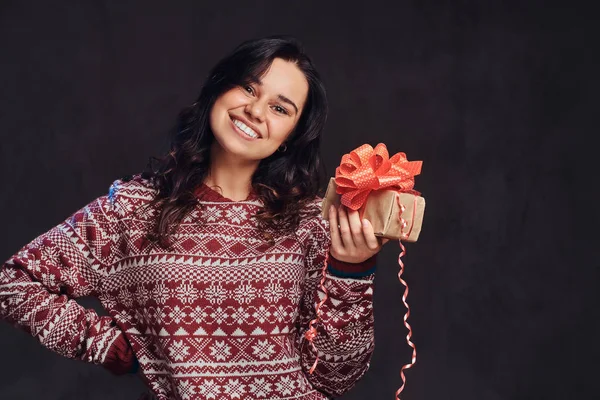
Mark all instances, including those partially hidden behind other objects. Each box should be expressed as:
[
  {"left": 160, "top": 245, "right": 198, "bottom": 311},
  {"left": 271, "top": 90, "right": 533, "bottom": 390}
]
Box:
[{"left": 140, "top": 35, "right": 329, "bottom": 249}]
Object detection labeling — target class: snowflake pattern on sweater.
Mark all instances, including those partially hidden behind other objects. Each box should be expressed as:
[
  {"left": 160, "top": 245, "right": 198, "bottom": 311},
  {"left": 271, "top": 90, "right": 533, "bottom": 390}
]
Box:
[{"left": 1, "top": 174, "right": 376, "bottom": 399}]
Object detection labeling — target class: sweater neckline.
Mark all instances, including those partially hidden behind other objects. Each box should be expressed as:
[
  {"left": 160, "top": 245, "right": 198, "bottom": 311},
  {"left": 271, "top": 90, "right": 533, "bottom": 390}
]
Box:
[{"left": 194, "top": 182, "right": 259, "bottom": 203}]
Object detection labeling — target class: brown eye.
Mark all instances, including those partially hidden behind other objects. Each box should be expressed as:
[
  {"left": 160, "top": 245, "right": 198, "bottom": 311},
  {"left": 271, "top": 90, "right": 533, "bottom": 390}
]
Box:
[
  {"left": 273, "top": 105, "right": 289, "bottom": 115},
  {"left": 244, "top": 85, "right": 254, "bottom": 95}
]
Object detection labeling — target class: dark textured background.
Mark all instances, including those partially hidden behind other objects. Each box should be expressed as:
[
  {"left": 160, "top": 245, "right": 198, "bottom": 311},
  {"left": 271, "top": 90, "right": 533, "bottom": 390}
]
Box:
[{"left": 0, "top": 1, "right": 596, "bottom": 399}]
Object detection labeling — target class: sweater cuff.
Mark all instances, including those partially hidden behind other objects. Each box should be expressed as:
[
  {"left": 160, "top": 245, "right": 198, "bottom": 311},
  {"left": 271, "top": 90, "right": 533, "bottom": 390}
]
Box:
[
  {"left": 327, "top": 253, "right": 377, "bottom": 278},
  {"left": 102, "top": 334, "right": 137, "bottom": 375}
]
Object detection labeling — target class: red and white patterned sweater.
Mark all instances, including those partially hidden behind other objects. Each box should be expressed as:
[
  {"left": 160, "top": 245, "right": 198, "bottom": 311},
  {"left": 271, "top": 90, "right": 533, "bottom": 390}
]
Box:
[{"left": 0, "top": 174, "right": 377, "bottom": 399}]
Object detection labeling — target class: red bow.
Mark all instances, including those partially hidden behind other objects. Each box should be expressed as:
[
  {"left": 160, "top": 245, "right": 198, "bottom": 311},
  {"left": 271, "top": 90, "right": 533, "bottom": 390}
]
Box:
[{"left": 335, "top": 143, "right": 422, "bottom": 210}]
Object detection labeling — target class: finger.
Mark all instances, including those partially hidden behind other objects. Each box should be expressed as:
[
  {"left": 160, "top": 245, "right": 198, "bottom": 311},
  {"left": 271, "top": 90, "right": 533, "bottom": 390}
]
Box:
[
  {"left": 376, "top": 237, "right": 391, "bottom": 247},
  {"left": 337, "top": 205, "right": 354, "bottom": 248},
  {"left": 328, "top": 204, "right": 342, "bottom": 248},
  {"left": 347, "top": 207, "right": 367, "bottom": 248},
  {"left": 361, "top": 219, "right": 380, "bottom": 251}
]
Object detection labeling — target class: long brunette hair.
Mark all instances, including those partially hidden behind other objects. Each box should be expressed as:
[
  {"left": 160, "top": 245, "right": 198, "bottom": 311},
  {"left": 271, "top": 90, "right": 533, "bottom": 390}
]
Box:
[{"left": 140, "top": 35, "right": 329, "bottom": 248}]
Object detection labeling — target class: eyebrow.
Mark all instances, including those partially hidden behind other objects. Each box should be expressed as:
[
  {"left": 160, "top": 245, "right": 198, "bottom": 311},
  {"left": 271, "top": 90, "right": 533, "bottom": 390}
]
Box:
[{"left": 252, "top": 78, "right": 299, "bottom": 115}]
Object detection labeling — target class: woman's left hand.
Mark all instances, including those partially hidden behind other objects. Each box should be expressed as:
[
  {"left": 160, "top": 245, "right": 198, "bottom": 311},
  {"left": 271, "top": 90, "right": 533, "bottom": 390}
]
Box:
[{"left": 328, "top": 204, "right": 390, "bottom": 264}]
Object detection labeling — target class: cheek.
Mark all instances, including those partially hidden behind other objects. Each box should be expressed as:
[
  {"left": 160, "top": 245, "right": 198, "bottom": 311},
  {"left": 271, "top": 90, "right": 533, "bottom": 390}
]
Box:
[
  {"left": 220, "top": 89, "right": 247, "bottom": 108},
  {"left": 208, "top": 104, "right": 221, "bottom": 133},
  {"left": 212, "top": 90, "right": 241, "bottom": 113},
  {"left": 270, "top": 119, "right": 297, "bottom": 141},
  {"left": 210, "top": 95, "right": 236, "bottom": 130}
]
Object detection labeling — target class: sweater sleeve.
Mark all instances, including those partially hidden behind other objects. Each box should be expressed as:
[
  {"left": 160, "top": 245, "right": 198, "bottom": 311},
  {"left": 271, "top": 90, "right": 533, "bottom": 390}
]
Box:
[
  {"left": 0, "top": 180, "right": 135, "bottom": 375},
  {"left": 296, "top": 209, "right": 376, "bottom": 398}
]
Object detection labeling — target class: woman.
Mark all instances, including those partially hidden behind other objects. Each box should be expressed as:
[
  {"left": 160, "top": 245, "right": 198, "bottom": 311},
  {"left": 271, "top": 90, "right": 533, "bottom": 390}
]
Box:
[{"left": 0, "top": 35, "right": 388, "bottom": 400}]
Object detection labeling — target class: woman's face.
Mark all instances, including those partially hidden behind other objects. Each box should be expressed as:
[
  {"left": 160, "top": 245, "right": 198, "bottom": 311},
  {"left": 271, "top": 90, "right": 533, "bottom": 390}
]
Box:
[{"left": 209, "top": 57, "right": 309, "bottom": 162}]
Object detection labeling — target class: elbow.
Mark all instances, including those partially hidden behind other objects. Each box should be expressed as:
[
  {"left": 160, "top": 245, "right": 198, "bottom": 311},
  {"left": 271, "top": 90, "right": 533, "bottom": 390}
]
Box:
[{"left": 304, "top": 343, "right": 375, "bottom": 398}]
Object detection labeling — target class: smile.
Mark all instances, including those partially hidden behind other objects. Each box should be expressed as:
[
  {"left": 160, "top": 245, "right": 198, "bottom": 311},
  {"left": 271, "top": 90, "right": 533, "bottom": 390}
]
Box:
[{"left": 230, "top": 117, "right": 261, "bottom": 139}]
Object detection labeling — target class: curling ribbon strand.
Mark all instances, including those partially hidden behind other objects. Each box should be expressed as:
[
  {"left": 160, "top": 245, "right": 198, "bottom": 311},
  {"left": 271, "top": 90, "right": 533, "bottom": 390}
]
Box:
[
  {"left": 304, "top": 250, "right": 330, "bottom": 374},
  {"left": 395, "top": 199, "right": 418, "bottom": 400}
]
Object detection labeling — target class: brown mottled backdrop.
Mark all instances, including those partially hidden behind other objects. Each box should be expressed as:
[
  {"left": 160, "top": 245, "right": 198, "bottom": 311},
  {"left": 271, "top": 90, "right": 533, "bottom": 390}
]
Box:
[{"left": 0, "top": 1, "right": 595, "bottom": 399}]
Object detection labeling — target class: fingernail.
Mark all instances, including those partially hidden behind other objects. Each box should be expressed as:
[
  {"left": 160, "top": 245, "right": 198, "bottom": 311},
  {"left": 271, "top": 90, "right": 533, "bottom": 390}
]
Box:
[{"left": 362, "top": 219, "right": 369, "bottom": 227}]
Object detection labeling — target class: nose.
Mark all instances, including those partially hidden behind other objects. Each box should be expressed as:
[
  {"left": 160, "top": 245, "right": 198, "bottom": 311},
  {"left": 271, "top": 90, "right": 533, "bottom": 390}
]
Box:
[{"left": 245, "top": 100, "right": 265, "bottom": 122}]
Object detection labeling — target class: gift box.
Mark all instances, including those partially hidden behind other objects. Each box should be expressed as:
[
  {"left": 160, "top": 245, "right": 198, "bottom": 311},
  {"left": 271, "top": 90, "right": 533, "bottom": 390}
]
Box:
[
  {"left": 321, "top": 143, "right": 426, "bottom": 242},
  {"left": 322, "top": 178, "right": 426, "bottom": 242}
]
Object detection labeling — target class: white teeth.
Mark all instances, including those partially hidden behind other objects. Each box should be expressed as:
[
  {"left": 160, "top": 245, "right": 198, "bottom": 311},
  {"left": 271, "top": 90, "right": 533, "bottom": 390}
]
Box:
[{"left": 233, "top": 119, "right": 259, "bottom": 138}]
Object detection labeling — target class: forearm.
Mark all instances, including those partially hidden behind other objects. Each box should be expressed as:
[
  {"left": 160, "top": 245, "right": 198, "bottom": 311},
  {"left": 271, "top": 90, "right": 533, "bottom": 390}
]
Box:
[
  {"left": 297, "top": 204, "right": 378, "bottom": 396},
  {"left": 0, "top": 263, "right": 135, "bottom": 374},
  {"left": 299, "top": 272, "right": 375, "bottom": 397}
]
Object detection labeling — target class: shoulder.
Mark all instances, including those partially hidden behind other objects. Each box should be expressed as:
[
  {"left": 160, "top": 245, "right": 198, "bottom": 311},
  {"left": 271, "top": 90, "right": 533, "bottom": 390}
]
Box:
[
  {"left": 107, "top": 173, "right": 158, "bottom": 218},
  {"left": 109, "top": 173, "right": 156, "bottom": 200}
]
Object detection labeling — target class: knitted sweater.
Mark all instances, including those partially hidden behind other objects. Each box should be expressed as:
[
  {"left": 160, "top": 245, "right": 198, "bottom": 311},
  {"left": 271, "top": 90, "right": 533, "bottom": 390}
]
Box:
[{"left": 0, "top": 174, "right": 377, "bottom": 400}]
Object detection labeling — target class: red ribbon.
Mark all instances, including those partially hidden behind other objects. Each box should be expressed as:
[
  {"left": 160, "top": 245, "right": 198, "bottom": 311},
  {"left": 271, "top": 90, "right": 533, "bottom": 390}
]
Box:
[
  {"left": 304, "top": 252, "right": 330, "bottom": 375},
  {"left": 335, "top": 143, "right": 422, "bottom": 211},
  {"left": 395, "top": 198, "right": 418, "bottom": 400}
]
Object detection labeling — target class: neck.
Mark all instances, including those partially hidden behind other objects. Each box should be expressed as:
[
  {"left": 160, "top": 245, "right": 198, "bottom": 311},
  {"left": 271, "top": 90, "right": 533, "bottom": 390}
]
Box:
[{"left": 205, "top": 141, "right": 260, "bottom": 201}]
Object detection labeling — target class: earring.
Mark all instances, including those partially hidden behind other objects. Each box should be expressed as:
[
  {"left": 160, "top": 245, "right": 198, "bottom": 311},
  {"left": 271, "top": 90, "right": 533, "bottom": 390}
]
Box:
[{"left": 278, "top": 143, "right": 287, "bottom": 152}]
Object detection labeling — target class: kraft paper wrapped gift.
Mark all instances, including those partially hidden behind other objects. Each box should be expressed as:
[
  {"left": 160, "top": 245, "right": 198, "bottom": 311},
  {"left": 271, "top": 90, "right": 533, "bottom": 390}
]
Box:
[{"left": 321, "top": 179, "right": 426, "bottom": 242}]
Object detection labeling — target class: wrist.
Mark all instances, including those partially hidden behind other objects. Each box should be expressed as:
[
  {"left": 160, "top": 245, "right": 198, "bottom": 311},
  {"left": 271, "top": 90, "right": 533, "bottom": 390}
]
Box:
[
  {"left": 102, "top": 334, "right": 136, "bottom": 375},
  {"left": 327, "top": 252, "right": 377, "bottom": 278}
]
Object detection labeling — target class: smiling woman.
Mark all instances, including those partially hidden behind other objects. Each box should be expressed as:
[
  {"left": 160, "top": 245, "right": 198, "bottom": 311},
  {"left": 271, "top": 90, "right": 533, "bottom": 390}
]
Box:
[{"left": 0, "top": 35, "right": 382, "bottom": 400}]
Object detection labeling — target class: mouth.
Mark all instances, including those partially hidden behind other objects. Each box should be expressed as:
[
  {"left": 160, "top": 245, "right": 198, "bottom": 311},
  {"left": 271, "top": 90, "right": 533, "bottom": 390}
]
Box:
[{"left": 230, "top": 115, "right": 262, "bottom": 139}]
